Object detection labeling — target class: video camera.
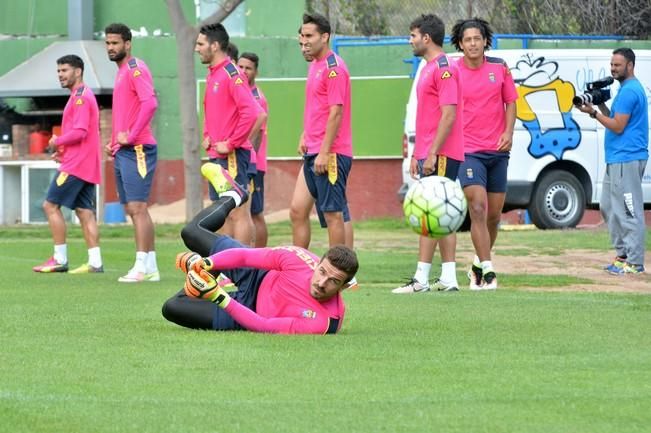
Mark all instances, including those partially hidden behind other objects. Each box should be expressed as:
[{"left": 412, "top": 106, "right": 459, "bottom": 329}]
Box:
[{"left": 572, "top": 76, "right": 614, "bottom": 106}]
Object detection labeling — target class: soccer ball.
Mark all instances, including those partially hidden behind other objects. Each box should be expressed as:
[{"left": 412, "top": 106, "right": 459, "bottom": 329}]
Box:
[{"left": 403, "top": 176, "right": 468, "bottom": 238}]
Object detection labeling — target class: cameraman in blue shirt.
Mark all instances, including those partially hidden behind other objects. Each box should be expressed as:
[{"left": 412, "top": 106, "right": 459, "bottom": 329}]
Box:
[{"left": 577, "top": 48, "right": 648, "bottom": 274}]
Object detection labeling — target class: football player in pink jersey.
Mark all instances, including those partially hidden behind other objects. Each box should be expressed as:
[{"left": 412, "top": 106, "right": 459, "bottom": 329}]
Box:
[
  {"left": 237, "top": 52, "right": 270, "bottom": 248},
  {"left": 163, "top": 164, "right": 358, "bottom": 335},
  {"left": 104, "top": 23, "right": 160, "bottom": 283},
  {"left": 451, "top": 18, "right": 518, "bottom": 290},
  {"left": 393, "top": 14, "right": 465, "bottom": 294},
  {"left": 33, "top": 55, "right": 103, "bottom": 274},
  {"left": 195, "top": 23, "right": 261, "bottom": 246},
  {"left": 290, "top": 13, "right": 355, "bottom": 253}
]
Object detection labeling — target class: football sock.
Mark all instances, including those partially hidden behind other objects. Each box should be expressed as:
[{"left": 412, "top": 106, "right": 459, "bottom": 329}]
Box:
[
  {"left": 441, "top": 262, "right": 457, "bottom": 285},
  {"left": 134, "top": 251, "right": 148, "bottom": 273},
  {"left": 414, "top": 261, "right": 431, "bottom": 286},
  {"left": 88, "top": 247, "right": 102, "bottom": 268},
  {"left": 54, "top": 244, "right": 67, "bottom": 264},
  {"left": 222, "top": 191, "right": 242, "bottom": 207},
  {"left": 473, "top": 255, "right": 481, "bottom": 267},
  {"left": 481, "top": 260, "right": 494, "bottom": 274},
  {"left": 146, "top": 251, "right": 158, "bottom": 274}
]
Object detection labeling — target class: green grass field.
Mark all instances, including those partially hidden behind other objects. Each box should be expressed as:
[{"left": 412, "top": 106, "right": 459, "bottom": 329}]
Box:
[{"left": 1, "top": 221, "right": 650, "bottom": 433}]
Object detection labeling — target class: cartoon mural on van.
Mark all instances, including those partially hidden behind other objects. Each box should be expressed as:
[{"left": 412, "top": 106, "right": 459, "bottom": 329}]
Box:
[{"left": 510, "top": 55, "right": 581, "bottom": 160}]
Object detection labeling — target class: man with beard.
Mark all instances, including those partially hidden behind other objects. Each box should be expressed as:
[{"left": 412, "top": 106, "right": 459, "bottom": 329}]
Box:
[
  {"left": 576, "top": 48, "right": 648, "bottom": 275},
  {"left": 33, "top": 55, "right": 103, "bottom": 274},
  {"left": 104, "top": 23, "right": 160, "bottom": 283},
  {"left": 195, "top": 23, "right": 260, "bottom": 246},
  {"left": 162, "top": 167, "right": 359, "bottom": 334},
  {"left": 392, "top": 14, "right": 464, "bottom": 294}
]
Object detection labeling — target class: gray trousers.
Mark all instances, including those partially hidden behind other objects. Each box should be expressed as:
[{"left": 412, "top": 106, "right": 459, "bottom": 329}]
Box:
[{"left": 600, "top": 160, "right": 647, "bottom": 265}]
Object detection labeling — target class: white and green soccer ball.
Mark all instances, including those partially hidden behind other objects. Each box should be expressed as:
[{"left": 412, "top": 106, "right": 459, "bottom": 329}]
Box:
[{"left": 403, "top": 176, "right": 468, "bottom": 238}]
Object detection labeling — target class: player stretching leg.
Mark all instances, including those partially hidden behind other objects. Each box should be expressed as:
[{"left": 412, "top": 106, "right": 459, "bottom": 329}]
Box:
[{"left": 163, "top": 164, "right": 358, "bottom": 335}]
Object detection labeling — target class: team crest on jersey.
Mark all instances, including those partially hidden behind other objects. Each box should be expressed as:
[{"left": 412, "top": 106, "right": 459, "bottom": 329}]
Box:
[
  {"left": 235, "top": 77, "right": 243, "bottom": 85},
  {"left": 302, "top": 309, "right": 317, "bottom": 319},
  {"left": 75, "top": 98, "right": 83, "bottom": 105},
  {"left": 488, "top": 72, "right": 496, "bottom": 82},
  {"left": 328, "top": 70, "right": 337, "bottom": 78},
  {"left": 441, "top": 70, "right": 452, "bottom": 79},
  {"left": 133, "top": 70, "right": 141, "bottom": 78},
  {"left": 212, "top": 82, "right": 219, "bottom": 93}
]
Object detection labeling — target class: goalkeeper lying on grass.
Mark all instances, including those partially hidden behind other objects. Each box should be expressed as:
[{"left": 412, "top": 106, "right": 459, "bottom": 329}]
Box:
[{"left": 162, "top": 163, "right": 358, "bottom": 334}]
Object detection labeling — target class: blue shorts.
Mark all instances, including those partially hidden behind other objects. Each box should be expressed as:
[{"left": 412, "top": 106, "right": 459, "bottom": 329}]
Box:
[
  {"left": 250, "top": 171, "right": 265, "bottom": 216},
  {"left": 208, "top": 149, "right": 252, "bottom": 201},
  {"left": 114, "top": 144, "right": 157, "bottom": 203},
  {"left": 304, "top": 153, "right": 352, "bottom": 228},
  {"left": 458, "top": 152, "right": 509, "bottom": 193},
  {"left": 46, "top": 172, "right": 96, "bottom": 210},
  {"left": 209, "top": 236, "right": 268, "bottom": 331},
  {"left": 316, "top": 204, "right": 351, "bottom": 228},
  {"left": 417, "top": 155, "right": 461, "bottom": 181}
]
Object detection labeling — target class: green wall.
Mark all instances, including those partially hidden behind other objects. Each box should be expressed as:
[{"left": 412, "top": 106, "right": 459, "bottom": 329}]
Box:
[
  {"left": 245, "top": 0, "right": 304, "bottom": 37},
  {"left": 0, "top": 0, "right": 67, "bottom": 35},
  {"left": 199, "top": 77, "right": 412, "bottom": 157},
  {"left": 2, "top": 0, "right": 651, "bottom": 161}
]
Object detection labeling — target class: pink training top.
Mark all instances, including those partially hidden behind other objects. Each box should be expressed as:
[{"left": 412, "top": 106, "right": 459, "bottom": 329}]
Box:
[
  {"left": 207, "top": 246, "right": 346, "bottom": 335},
  {"left": 414, "top": 53, "right": 464, "bottom": 161},
  {"left": 251, "top": 85, "right": 269, "bottom": 172},
  {"left": 111, "top": 57, "right": 157, "bottom": 146},
  {"left": 55, "top": 84, "right": 101, "bottom": 185},
  {"left": 457, "top": 56, "right": 518, "bottom": 153},
  {"left": 203, "top": 57, "right": 258, "bottom": 160},
  {"left": 303, "top": 51, "right": 352, "bottom": 157}
]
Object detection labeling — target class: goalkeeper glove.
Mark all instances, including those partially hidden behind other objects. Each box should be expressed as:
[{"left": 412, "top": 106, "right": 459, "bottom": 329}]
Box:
[
  {"left": 185, "top": 269, "right": 231, "bottom": 308},
  {"left": 176, "top": 252, "right": 214, "bottom": 274}
]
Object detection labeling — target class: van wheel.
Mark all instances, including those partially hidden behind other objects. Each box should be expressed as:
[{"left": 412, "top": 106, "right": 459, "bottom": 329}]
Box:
[{"left": 528, "top": 170, "right": 585, "bottom": 229}]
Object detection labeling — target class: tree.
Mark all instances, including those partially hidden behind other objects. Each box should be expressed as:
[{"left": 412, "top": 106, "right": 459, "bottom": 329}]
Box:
[{"left": 165, "top": 0, "right": 244, "bottom": 221}]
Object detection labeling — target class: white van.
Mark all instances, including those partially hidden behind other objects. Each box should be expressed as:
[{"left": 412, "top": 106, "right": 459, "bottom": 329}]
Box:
[{"left": 398, "top": 49, "right": 651, "bottom": 229}]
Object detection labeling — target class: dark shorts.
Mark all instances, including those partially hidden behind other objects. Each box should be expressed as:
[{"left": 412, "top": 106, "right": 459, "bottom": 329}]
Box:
[
  {"left": 114, "top": 144, "right": 157, "bottom": 203},
  {"left": 417, "top": 155, "right": 461, "bottom": 181},
  {"left": 208, "top": 236, "right": 268, "bottom": 330},
  {"left": 46, "top": 172, "right": 96, "bottom": 210},
  {"left": 250, "top": 170, "right": 265, "bottom": 216},
  {"left": 304, "top": 153, "right": 352, "bottom": 228},
  {"left": 458, "top": 152, "right": 509, "bottom": 193},
  {"left": 316, "top": 204, "right": 351, "bottom": 228},
  {"left": 208, "top": 149, "right": 252, "bottom": 201}
]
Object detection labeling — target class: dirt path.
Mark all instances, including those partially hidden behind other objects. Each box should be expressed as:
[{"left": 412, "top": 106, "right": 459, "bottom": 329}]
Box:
[{"left": 482, "top": 249, "right": 651, "bottom": 294}]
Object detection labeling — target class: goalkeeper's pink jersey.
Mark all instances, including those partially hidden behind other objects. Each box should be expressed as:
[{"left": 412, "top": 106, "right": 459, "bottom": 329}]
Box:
[{"left": 208, "top": 246, "right": 346, "bottom": 335}]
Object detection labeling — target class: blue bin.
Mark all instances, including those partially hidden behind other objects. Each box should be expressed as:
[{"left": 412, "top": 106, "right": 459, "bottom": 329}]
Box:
[{"left": 104, "top": 202, "right": 126, "bottom": 223}]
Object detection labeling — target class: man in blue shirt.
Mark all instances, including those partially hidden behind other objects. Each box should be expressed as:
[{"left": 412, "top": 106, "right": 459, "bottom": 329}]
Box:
[{"left": 577, "top": 48, "right": 648, "bottom": 274}]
